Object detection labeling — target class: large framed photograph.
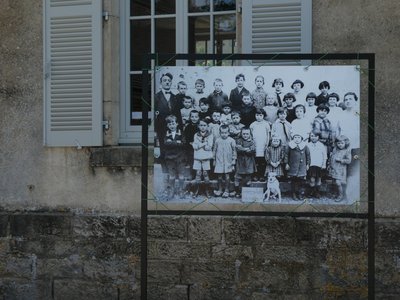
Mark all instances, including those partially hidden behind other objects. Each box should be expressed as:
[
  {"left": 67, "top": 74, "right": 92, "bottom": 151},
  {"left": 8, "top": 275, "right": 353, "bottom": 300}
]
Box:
[{"left": 152, "top": 65, "right": 360, "bottom": 208}]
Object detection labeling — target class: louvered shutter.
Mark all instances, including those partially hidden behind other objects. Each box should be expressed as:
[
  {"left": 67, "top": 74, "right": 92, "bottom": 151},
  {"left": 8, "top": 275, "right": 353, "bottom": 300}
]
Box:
[
  {"left": 43, "top": 0, "right": 102, "bottom": 146},
  {"left": 242, "top": 0, "right": 312, "bottom": 65}
]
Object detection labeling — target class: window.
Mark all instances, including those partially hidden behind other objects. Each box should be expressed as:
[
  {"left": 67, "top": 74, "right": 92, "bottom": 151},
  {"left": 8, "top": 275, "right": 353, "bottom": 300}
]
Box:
[{"left": 119, "top": 0, "right": 237, "bottom": 144}]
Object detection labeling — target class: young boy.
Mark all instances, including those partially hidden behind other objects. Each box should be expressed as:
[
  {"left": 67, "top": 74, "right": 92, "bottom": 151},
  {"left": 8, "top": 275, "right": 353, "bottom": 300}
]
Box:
[
  {"left": 250, "top": 109, "right": 270, "bottom": 181},
  {"left": 183, "top": 110, "right": 200, "bottom": 179},
  {"left": 229, "top": 111, "right": 245, "bottom": 141},
  {"left": 291, "top": 79, "right": 306, "bottom": 106},
  {"left": 312, "top": 104, "right": 334, "bottom": 152},
  {"left": 193, "top": 79, "right": 206, "bottom": 109},
  {"left": 209, "top": 110, "right": 222, "bottom": 142},
  {"left": 208, "top": 78, "right": 229, "bottom": 111},
  {"left": 307, "top": 131, "right": 327, "bottom": 198},
  {"left": 239, "top": 91, "right": 256, "bottom": 127},
  {"left": 229, "top": 73, "right": 250, "bottom": 111},
  {"left": 220, "top": 103, "right": 233, "bottom": 125},
  {"left": 180, "top": 95, "right": 195, "bottom": 126},
  {"left": 192, "top": 118, "right": 214, "bottom": 197},
  {"left": 176, "top": 81, "right": 189, "bottom": 109},
  {"left": 198, "top": 97, "right": 212, "bottom": 121},
  {"left": 162, "top": 115, "right": 187, "bottom": 200}
]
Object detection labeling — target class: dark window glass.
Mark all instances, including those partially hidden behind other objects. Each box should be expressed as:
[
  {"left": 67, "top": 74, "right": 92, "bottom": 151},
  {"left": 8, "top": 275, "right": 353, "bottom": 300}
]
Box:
[
  {"left": 130, "top": 74, "right": 151, "bottom": 125},
  {"left": 130, "top": 0, "right": 151, "bottom": 16},
  {"left": 155, "top": 18, "right": 176, "bottom": 66},
  {"left": 214, "top": 0, "right": 236, "bottom": 11},
  {"left": 188, "top": 0, "right": 210, "bottom": 12},
  {"left": 130, "top": 20, "right": 151, "bottom": 71},
  {"left": 155, "top": 0, "right": 175, "bottom": 14},
  {"left": 188, "top": 16, "right": 210, "bottom": 66}
]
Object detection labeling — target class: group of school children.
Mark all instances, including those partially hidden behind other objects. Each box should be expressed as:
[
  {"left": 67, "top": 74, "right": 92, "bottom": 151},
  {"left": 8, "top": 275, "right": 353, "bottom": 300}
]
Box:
[{"left": 155, "top": 72, "right": 359, "bottom": 202}]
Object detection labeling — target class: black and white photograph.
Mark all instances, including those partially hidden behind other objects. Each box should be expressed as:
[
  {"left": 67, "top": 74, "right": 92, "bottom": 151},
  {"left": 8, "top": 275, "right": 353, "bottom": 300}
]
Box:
[{"left": 153, "top": 66, "right": 360, "bottom": 206}]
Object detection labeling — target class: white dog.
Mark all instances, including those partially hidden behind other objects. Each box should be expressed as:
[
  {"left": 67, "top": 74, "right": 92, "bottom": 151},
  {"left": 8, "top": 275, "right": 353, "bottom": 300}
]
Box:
[{"left": 263, "top": 172, "right": 282, "bottom": 202}]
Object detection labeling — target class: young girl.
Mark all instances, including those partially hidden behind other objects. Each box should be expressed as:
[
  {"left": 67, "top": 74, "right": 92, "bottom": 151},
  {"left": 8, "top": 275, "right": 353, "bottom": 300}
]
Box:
[
  {"left": 192, "top": 119, "right": 214, "bottom": 197},
  {"left": 312, "top": 104, "right": 334, "bottom": 152},
  {"left": 291, "top": 104, "right": 312, "bottom": 142},
  {"left": 250, "top": 109, "right": 270, "bottom": 181},
  {"left": 239, "top": 92, "right": 257, "bottom": 127},
  {"left": 304, "top": 92, "right": 318, "bottom": 124},
  {"left": 285, "top": 132, "right": 310, "bottom": 200},
  {"left": 329, "top": 135, "right": 351, "bottom": 201},
  {"left": 307, "top": 131, "right": 327, "bottom": 198},
  {"left": 283, "top": 93, "right": 297, "bottom": 123},
  {"left": 234, "top": 128, "right": 256, "bottom": 198},
  {"left": 251, "top": 75, "right": 267, "bottom": 109},
  {"left": 272, "top": 78, "right": 285, "bottom": 107},
  {"left": 220, "top": 103, "right": 233, "bottom": 125},
  {"left": 263, "top": 93, "right": 278, "bottom": 124},
  {"left": 264, "top": 135, "right": 285, "bottom": 178},
  {"left": 213, "top": 125, "right": 237, "bottom": 198},
  {"left": 229, "top": 111, "right": 245, "bottom": 141}
]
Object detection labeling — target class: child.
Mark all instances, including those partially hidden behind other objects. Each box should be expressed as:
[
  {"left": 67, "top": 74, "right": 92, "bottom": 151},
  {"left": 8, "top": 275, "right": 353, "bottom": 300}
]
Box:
[
  {"left": 220, "top": 103, "right": 233, "bottom": 125},
  {"left": 272, "top": 78, "right": 285, "bottom": 107},
  {"left": 230, "top": 73, "right": 250, "bottom": 111},
  {"left": 180, "top": 95, "right": 195, "bottom": 126},
  {"left": 208, "top": 78, "right": 229, "bottom": 111},
  {"left": 198, "top": 97, "right": 212, "bottom": 121},
  {"left": 263, "top": 93, "right": 278, "bottom": 124},
  {"left": 209, "top": 110, "right": 222, "bottom": 142},
  {"left": 213, "top": 125, "right": 237, "bottom": 198},
  {"left": 239, "top": 91, "right": 256, "bottom": 127},
  {"left": 307, "top": 131, "right": 327, "bottom": 198},
  {"left": 282, "top": 93, "right": 297, "bottom": 123},
  {"left": 290, "top": 104, "right": 312, "bottom": 141},
  {"left": 193, "top": 79, "right": 206, "bottom": 109},
  {"left": 316, "top": 81, "right": 330, "bottom": 106},
  {"left": 234, "top": 127, "right": 256, "bottom": 198},
  {"left": 183, "top": 110, "right": 200, "bottom": 179},
  {"left": 192, "top": 119, "right": 214, "bottom": 197},
  {"left": 229, "top": 111, "right": 245, "bottom": 141},
  {"left": 176, "top": 81, "right": 189, "bottom": 109},
  {"left": 250, "top": 109, "right": 270, "bottom": 181},
  {"left": 251, "top": 75, "right": 267, "bottom": 109},
  {"left": 285, "top": 132, "right": 310, "bottom": 200},
  {"left": 304, "top": 92, "right": 318, "bottom": 123},
  {"left": 272, "top": 108, "right": 292, "bottom": 146},
  {"left": 326, "top": 92, "right": 342, "bottom": 132},
  {"left": 162, "top": 115, "right": 187, "bottom": 200},
  {"left": 291, "top": 79, "right": 306, "bottom": 106},
  {"left": 312, "top": 104, "right": 334, "bottom": 152},
  {"left": 328, "top": 135, "right": 351, "bottom": 201},
  {"left": 264, "top": 135, "right": 285, "bottom": 178}
]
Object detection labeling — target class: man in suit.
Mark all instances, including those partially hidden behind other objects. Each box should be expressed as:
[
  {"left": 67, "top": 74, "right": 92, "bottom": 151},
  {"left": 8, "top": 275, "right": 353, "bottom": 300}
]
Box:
[{"left": 154, "top": 73, "right": 182, "bottom": 170}]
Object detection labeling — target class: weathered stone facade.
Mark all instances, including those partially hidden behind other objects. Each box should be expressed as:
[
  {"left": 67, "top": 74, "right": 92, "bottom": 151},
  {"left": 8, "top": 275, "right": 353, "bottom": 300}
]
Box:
[{"left": 1, "top": 0, "right": 400, "bottom": 298}]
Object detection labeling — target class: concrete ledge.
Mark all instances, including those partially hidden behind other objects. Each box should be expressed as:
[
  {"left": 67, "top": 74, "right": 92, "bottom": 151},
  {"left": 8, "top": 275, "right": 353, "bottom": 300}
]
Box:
[{"left": 89, "top": 146, "right": 153, "bottom": 167}]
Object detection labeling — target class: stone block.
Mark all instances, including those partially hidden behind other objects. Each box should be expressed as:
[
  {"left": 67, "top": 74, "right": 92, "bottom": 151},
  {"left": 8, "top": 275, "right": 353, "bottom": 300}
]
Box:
[
  {"left": 148, "top": 216, "right": 187, "bottom": 241},
  {"left": 147, "top": 283, "right": 188, "bottom": 300},
  {"left": 72, "top": 215, "right": 127, "bottom": 238},
  {"left": 376, "top": 220, "right": 400, "bottom": 248},
  {"left": 36, "top": 255, "right": 84, "bottom": 279},
  {"left": 9, "top": 214, "right": 71, "bottom": 238},
  {"left": 82, "top": 257, "right": 134, "bottom": 282},
  {"left": 293, "top": 218, "right": 367, "bottom": 249},
  {"left": 3, "top": 256, "right": 34, "bottom": 279},
  {"left": 53, "top": 279, "right": 117, "bottom": 300},
  {"left": 187, "top": 216, "right": 222, "bottom": 243},
  {"left": 148, "top": 240, "right": 211, "bottom": 260},
  {"left": 0, "top": 278, "right": 51, "bottom": 300},
  {"left": 180, "top": 260, "right": 236, "bottom": 286},
  {"left": 375, "top": 248, "right": 400, "bottom": 294},
  {"left": 147, "top": 259, "right": 181, "bottom": 283},
  {"left": 222, "top": 217, "right": 295, "bottom": 246},
  {"left": 211, "top": 244, "right": 253, "bottom": 261},
  {"left": 126, "top": 216, "right": 141, "bottom": 240}
]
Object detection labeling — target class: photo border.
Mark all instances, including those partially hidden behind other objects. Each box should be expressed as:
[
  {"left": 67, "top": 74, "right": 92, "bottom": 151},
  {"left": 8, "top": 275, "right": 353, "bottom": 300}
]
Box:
[{"left": 141, "top": 53, "right": 375, "bottom": 299}]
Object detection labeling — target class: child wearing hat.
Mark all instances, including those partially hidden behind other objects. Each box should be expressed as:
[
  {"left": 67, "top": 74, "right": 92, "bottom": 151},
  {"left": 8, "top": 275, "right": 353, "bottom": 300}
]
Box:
[{"left": 285, "top": 131, "right": 310, "bottom": 200}]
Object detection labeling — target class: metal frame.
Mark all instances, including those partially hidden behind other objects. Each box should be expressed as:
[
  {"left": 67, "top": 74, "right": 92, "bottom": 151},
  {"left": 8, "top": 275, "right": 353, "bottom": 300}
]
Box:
[{"left": 141, "top": 53, "right": 375, "bottom": 299}]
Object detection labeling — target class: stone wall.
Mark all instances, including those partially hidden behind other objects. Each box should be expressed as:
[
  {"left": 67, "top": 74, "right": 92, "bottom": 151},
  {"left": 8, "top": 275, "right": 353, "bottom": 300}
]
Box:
[{"left": 0, "top": 212, "right": 399, "bottom": 299}]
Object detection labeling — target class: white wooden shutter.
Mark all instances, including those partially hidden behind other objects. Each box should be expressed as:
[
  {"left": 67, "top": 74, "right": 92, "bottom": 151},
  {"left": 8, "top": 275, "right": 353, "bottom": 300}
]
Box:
[
  {"left": 43, "top": 0, "right": 102, "bottom": 146},
  {"left": 242, "top": 0, "right": 312, "bottom": 65}
]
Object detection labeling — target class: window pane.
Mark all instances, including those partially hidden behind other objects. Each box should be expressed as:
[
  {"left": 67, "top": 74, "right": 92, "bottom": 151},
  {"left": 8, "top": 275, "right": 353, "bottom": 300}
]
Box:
[
  {"left": 130, "top": 74, "right": 151, "bottom": 126},
  {"left": 214, "top": 0, "right": 236, "bottom": 11},
  {"left": 189, "top": 0, "right": 210, "bottom": 12},
  {"left": 188, "top": 16, "right": 210, "bottom": 66},
  {"left": 214, "top": 14, "right": 235, "bottom": 65},
  {"left": 130, "top": 0, "right": 151, "bottom": 16},
  {"left": 155, "top": 18, "right": 176, "bottom": 66},
  {"left": 155, "top": 0, "right": 175, "bottom": 15},
  {"left": 130, "top": 20, "right": 151, "bottom": 71}
]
